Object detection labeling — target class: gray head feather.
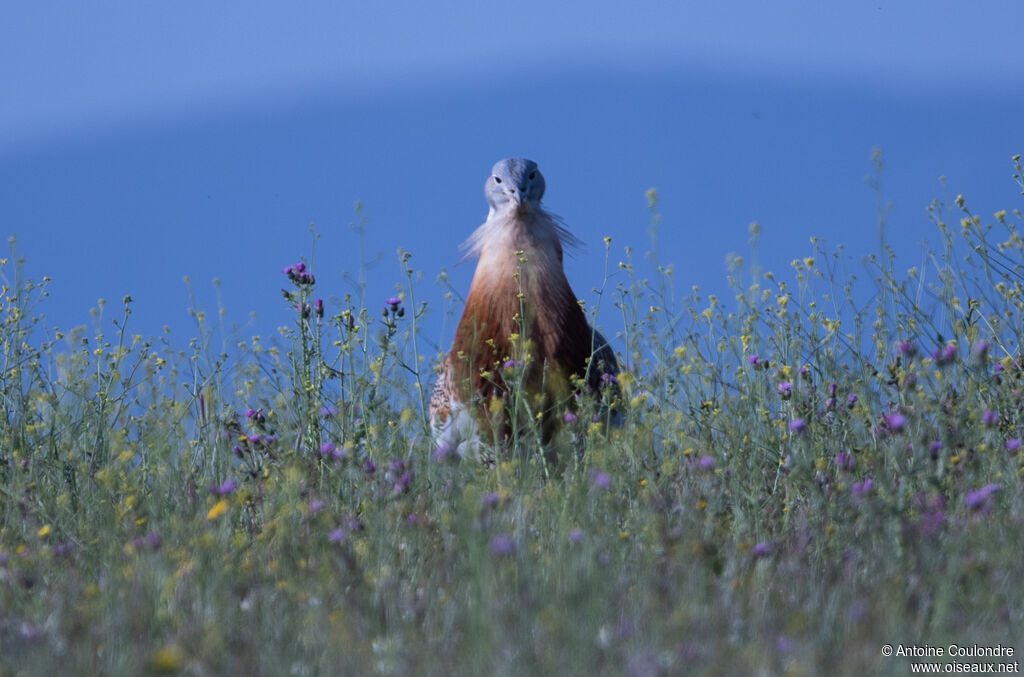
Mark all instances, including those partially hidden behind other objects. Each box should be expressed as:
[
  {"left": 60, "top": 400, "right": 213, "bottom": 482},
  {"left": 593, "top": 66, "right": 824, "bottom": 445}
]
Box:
[{"left": 485, "top": 158, "right": 546, "bottom": 216}]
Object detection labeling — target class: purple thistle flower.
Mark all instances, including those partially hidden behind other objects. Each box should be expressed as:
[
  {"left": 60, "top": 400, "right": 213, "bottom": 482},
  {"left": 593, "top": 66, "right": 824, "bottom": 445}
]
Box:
[
  {"left": 328, "top": 528, "right": 346, "bottom": 544},
  {"left": 847, "top": 393, "right": 858, "bottom": 407},
  {"left": 799, "top": 364, "right": 811, "bottom": 380},
  {"left": 600, "top": 372, "right": 618, "bottom": 387},
  {"left": 591, "top": 470, "right": 612, "bottom": 489},
  {"left": 982, "top": 410, "right": 998, "bottom": 427},
  {"left": 386, "top": 296, "right": 401, "bottom": 307},
  {"left": 489, "top": 534, "right": 516, "bottom": 557},
  {"left": 564, "top": 412, "right": 578, "bottom": 423},
  {"left": 752, "top": 541, "right": 772, "bottom": 559},
  {"left": 697, "top": 454, "right": 715, "bottom": 471},
  {"left": 294, "top": 262, "right": 306, "bottom": 274},
  {"left": 146, "top": 532, "right": 162, "bottom": 550},
  {"left": 932, "top": 343, "right": 957, "bottom": 366},
  {"left": 777, "top": 381, "right": 792, "bottom": 398},
  {"left": 965, "top": 483, "right": 1002, "bottom": 511},
  {"left": 319, "top": 405, "right": 336, "bottom": 417},
  {"left": 314, "top": 298, "right": 324, "bottom": 318},
  {"left": 915, "top": 493, "right": 946, "bottom": 537},
  {"left": 834, "top": 451, "right": 855, "bottom": 471},
  {"left": 971, "top": 339, "right": 991, "bottom": 361},
  {"left": 568, "top": 528, "right": 584, "bottom": 545},
  {"left": 210, "top": 478, "right": 237, "bottom": 496},
  {"left": 363, "top": 460, "right": 376, "bottom": 474},
  {"left": 407, "top": 512, "right": 418, "bottom": 524},
  {"left": 748, "top": 355, "right": 760, "bottom": 365},
  {"left": 851, "top": 477, "right": 874, "bottom": 500},
  {"left": 929, "top": 440, "right": 943, "bottom": 457},
  {"left": 245, "top": 408, "right": 256, "bottom": 418},
  {"left": 308, "top": 499, "right": 325, "bottom": 514},
  {"left": 789, "top": 418, "right": 807, "bottom": 434},
  {"left": 502, "top": 358, "right": 523, "bottom": 369},
  {"left": 481, "top": 492, "right": 500, "bottom": 508},
  {"left": 1007, "top": 438, "right": 1022, "bottom": 453},
  {"left": 896, "top": 340, "right": 918, "bottom": 358},
  {"left": 828, "top": 382, "right": 838, "bottom": 397},
  {"left": 884, "top": 412, "right": 907, "bottom": 432},
  {"left": 53, "top": 542, "right": 74, "bottom": 558},
  {"left": 320, "top": 441, "right": 336, "bottom": 457},
  {"left": 432, "top": 443, "right": 454, "bottom": 462}
]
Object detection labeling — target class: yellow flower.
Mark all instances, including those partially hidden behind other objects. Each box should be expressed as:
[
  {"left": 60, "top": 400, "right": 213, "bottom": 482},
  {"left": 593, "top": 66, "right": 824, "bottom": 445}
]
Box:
[
  {"left": 206, "top": 499, "right": 229, "bottom": 521},
  {"left": 151, "top": 644, "right": 186, "bottom": 672},
  {"left": 37, "top": 525, "right": 51, "bottom": 538}
]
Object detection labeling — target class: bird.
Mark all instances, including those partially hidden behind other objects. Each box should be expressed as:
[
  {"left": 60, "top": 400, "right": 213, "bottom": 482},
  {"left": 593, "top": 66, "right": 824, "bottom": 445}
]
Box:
[{"left": 430, "top": 158, "right": 620, "bottom": 461}]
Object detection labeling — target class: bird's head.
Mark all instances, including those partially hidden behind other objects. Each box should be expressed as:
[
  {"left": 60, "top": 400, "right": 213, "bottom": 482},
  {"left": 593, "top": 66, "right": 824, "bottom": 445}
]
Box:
[{"left": 485, "top": 158, "right": 545, "bottom": 216}]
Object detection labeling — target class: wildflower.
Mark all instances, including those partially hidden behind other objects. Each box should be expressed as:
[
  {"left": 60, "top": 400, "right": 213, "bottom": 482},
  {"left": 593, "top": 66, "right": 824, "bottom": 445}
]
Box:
[
  {"left": 748, "top": 355, "right": 760, "bottom": 366},
  {"left": 146, "top": 532, "right": 162, "bottom": 550},
  {"left": 834, "top": 451, "right": 855, "bottom": 471},
  {"left": 896, "top": 340, "right": 918, "bottom": 358},
  {"left": 752, "top": 541, "right": 772, "bottom": 559},
  {"left": 308, "top": 499, "right": 325, "bottom": 514},
  {"left": 432, "top": 443, "right": 454, "bottom": 462},
  {"left": 150, "top": 644, "right": 186, "bottom": 672},
  {"left": 971, "top": 339, "right": 990, "bottom": 361},
  {"left": 932, "top": 343, "right": 957, "bottom": 366},
  {"left": 965, "top": 483, "right": 1001, "bottom": 511},
  {"left": 386, "top": 296, "right": 401, "bottom": 309},
  {"left": 206, "top": 499, "right": 229, "bottom": 520},
  {"left": 320, "top": 441, "right": 336, "bottom": 457},
  {"left": 568, "top": 528, "right": 584, "bottom": 544},
  {"left": 328, "top": 528, "right": 346, "bottom": 544},
  {"left": 481, "top": 492, "right": 500, "bottom": 508},
  {"left": 828, "top": 382, "right": 838, "bottom": 397},
  {"left": 929, "top": 440, "right": 943, "bottom": 458},
  {"left": 1007, "top": 438, "right": 1022, "bottom": 454},
  {"left": 851, "top": 478, "right": 874, "bottom": 500},
  {"left": 777, "top": 381, "right": 792, "bottom": 399},
  {"left": 884, "top": 413, "right": 907, "bottom": 432},
  {"left": 591, "top": 470, "right": 611, "bottom": 489},
  {"left": 982, "top": 410, "right": 998, "bottom": 427},
  {"left": 847, "top": 393, "right": 858, "bottom": 407},
  {"left": 314, "top": 298, "right": 324, "bottom": 318},
  {"left": 564, "top": 412, "right": 578, "bottom": 423},
  {"left": 489, "top": 534, "right": 516, "bottom": 557},
  {"left": 393, "top": 473, "right": 412, "bottom": 495},
  {"left": 502, "top": 358, "right": 523, "bottom": 369},
  {"left": 697, "top": 454, "right": 715, "bottom": 471},
  {"left": 799, "top": 364, "right": 811, "bottom": 380},
  {"left": 53, "top": 542, "right": 73, "bottom": 558},
  {"left": 915, "top": 493, "right": 946, "bottom": 536},
  {"left": 600, "top": 372, "right": 618, "bottom": 388},
  {"left": 407, "top": 513, "right": 418, "bottom": 524},
  {"left": 788, "top": 418, "right": 807, "bottom": 434},
  {"left": 209, "top": 478, "right": 237, "bottom": 496},
  {"left": 364, "top": 460, "right": 377, "bottom": 475},
  {"left": 319, "top": 406, "right": 336, "bottom": 417}
]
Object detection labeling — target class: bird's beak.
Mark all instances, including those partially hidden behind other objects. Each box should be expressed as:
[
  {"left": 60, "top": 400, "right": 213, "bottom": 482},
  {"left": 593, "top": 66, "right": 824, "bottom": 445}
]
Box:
[{"left": 508, "top": 190, "right": 523, "bottom": 207}]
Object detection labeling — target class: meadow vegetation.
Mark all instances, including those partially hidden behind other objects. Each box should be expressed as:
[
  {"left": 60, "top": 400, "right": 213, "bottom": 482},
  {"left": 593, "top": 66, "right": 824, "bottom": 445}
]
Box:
[{"left": 1, "top": 157, "right": 1023, "bottom": 676}]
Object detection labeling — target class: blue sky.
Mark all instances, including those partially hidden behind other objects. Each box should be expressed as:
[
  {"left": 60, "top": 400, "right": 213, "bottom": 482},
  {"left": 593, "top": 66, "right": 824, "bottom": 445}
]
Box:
[{"left": 2, "top": 2, "right": 1022, "bottom": 356}]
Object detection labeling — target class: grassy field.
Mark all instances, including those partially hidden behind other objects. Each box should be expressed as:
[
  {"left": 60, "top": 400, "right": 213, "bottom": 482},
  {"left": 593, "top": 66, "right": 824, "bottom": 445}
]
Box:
[{"left": 2, "top": 161, "right": 1023, "bottom": 676}]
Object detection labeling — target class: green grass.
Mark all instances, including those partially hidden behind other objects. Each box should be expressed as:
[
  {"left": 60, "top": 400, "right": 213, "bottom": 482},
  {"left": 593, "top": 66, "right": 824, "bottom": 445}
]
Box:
[{"left": 2, "top": 158, "right": 1024, "bottom": 676}]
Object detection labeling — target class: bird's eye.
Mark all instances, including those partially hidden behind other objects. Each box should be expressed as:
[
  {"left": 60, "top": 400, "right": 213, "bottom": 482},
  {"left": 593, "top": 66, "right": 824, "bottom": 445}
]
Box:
[
  {"left": 494, "top": 176, "right": 502, "bottom": 184},
  {"left": 528, "top": 171, "right": 536, "bottom": 180}
]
